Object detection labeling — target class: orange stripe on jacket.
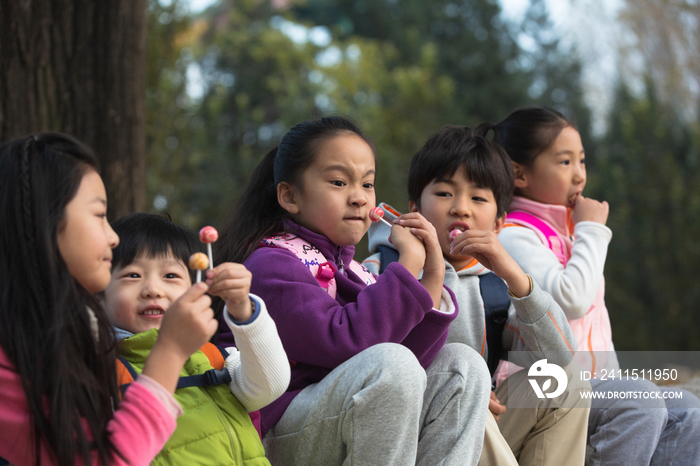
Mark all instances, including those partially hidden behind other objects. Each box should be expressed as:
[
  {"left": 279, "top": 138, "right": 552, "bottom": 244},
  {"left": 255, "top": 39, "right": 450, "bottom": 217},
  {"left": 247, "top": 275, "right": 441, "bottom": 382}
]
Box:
[
  {"left": 548, "top": 310, "right": 575, "bottom": 354},
  {"left": 588, "top": 329, "right": 597, "bottom": 375}
]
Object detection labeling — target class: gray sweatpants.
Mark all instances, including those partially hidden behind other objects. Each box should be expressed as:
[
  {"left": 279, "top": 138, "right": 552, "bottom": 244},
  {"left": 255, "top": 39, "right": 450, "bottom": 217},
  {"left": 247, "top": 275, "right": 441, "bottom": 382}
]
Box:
[
  {"left": 263, "top": 342, "right": 491, "bottom": 466},
  {"left": 587, "top": 378, "right": 700, "bottom": 466}
]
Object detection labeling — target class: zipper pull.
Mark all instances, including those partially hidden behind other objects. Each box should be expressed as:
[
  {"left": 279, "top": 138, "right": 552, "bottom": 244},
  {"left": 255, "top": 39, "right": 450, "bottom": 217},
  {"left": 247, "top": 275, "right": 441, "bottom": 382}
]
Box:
[{"left": 335, "top": 246, "right": 344, "bottom": 273}]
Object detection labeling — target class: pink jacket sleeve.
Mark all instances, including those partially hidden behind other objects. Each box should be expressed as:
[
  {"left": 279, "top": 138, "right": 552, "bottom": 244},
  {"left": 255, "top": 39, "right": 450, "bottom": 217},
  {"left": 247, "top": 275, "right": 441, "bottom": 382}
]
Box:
[{"left": 0, "top": 348, "right": 179, "bottom": 466}]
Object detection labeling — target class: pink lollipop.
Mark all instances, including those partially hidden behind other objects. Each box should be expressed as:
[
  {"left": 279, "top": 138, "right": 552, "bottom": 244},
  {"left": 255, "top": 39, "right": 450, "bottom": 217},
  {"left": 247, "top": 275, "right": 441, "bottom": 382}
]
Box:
[
  {"left": 199, "top": 226, "right": 218, "bottom": 270},
  {"left": 449, "top": 229, "right": 461, "bottom": 242},
  {"left": 369, "top": 207, "right": 392, "bottom": 227},
  {"left": 189, "top": 252, "right": 209, "bottom": 283}
]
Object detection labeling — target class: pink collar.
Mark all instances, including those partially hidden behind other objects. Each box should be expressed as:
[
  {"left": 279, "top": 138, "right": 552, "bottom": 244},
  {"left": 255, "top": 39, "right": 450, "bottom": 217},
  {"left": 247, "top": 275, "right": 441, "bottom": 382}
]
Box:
[{"left": 508, "top": 196, "right": 571, "bottom": 236}]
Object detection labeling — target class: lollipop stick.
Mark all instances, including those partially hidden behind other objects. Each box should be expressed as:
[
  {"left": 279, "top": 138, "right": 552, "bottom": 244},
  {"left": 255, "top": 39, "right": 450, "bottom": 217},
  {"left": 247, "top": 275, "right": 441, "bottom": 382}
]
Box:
[
  {"left": 207, "top": 243, "right": 214, "bottom": 270},
  {"left": 196, "top": 270, "right": 202, "bottom": 283},
  {"left": 379, "top": 217, "right": 392, "bottom": 227}
]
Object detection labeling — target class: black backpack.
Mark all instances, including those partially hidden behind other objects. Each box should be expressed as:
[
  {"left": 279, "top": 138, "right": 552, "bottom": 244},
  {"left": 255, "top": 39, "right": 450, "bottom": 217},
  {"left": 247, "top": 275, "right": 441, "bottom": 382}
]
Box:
[{"left": 377, "top": 245, "right": 510, "bottom": 376}]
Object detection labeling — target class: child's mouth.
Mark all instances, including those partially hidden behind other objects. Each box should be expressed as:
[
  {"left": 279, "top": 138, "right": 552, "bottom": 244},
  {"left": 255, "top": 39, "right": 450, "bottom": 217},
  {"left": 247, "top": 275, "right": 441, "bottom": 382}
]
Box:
[
  {"left": 448, "top": 222, "right": 470, "bottom": 233},
  {"left": 139, "top": 306, "right": 165, "bottom": 317},
  {"left": 568, "top": 193, "right": 579, "bottom": 207}
]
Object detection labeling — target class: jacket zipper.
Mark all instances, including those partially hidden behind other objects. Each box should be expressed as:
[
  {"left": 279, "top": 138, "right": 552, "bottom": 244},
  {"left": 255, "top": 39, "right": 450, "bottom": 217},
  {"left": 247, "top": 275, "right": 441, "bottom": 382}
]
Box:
[
  {"left": 204, "top": 388, "right": 241, "bottom": 463},
  {"left": 335, "top": 246, "right": 344, "bottom": 273}
]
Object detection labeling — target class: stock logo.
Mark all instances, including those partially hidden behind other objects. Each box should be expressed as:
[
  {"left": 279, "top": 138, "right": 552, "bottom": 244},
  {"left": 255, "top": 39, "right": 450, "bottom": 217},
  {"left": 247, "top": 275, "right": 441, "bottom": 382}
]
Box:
[{"left": 528, "top": 359, "right": 568, "bottom": 399}]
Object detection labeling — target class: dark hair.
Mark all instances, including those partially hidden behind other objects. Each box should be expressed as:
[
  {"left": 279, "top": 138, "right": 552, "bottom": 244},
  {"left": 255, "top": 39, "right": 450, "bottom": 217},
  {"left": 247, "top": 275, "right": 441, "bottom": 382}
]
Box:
[
  {"left": 110, "top": 212, "right": 203, "bottom": 281},
  {"left": 216, "top": 116, "right": 373, "bottom": 265},
  {"left": 408, "top": 125, "right": 514, "bottom": 218},
  {"left": 477, "top": 106, "right": 574, "bottom": 169},
  {"left": 0, "top": 133, "right": 122, "bottom": 465}
]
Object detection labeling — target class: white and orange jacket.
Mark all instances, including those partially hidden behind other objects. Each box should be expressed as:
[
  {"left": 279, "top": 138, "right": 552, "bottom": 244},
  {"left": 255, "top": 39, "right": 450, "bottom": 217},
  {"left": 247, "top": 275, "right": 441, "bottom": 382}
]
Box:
[{"left": 498, "top": 196, "right": 619, "bottom": 375}]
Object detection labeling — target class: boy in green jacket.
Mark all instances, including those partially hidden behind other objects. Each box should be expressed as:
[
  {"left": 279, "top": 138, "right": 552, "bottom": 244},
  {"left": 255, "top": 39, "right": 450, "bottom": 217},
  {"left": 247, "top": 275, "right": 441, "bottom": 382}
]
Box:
[{"left": 105, "top": 213, "right": 290, "bottom": 465}]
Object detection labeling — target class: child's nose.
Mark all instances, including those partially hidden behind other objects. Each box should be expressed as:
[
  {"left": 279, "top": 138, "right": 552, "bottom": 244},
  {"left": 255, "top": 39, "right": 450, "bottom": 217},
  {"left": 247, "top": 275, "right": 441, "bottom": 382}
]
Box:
[
  {"left": 349, "top": 187, "right": 369, "bottom": 206},
  {"left": 450, "top": 197, "right": 472, "bottom": 217},
  {"left": 141, "top": 280, "right": 164, "bottom": 298},
  {"left": 107, "top": 222, "right": 119, "bottom": 248}
]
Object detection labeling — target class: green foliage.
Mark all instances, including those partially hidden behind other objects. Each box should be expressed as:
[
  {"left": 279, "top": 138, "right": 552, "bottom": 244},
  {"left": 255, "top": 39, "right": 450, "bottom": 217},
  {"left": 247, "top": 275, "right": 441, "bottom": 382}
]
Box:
[
  {"left": 294, "top": 0, "right": 532, "bottom": 123},
  {"left": 588, "top": 82, "right": 700, "bottom": 350},
  {"left": 146, "top": 0, "right": 202, "bottom": 225}
]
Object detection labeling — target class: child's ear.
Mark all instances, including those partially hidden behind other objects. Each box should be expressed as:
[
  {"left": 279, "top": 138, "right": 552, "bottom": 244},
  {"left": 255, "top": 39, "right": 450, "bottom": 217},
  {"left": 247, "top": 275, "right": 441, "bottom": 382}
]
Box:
[
  {"left": 512, "top": 161, "right": 528, "bottom": 189},
  {"left": 277, "top": 182, "right": 300, "bottom": 215},
  {"left": 408, "top": 200, "right": 419, "bottom": 213},
  {"left": 492, "top": 213, "right": 507, "bottom": 235}
]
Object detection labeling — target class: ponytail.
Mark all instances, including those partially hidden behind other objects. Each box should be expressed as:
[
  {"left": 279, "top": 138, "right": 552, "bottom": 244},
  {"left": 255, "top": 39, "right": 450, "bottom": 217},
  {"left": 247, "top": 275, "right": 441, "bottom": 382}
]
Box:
[
  {"left": 216, "top": 147, "right": 285, "bottom": 265},
  {"left": 488, "top": 106, "right": 574, "bottom": 168},
  {"left": 475, "top": 121, "right": 496, "bottom": 139}
]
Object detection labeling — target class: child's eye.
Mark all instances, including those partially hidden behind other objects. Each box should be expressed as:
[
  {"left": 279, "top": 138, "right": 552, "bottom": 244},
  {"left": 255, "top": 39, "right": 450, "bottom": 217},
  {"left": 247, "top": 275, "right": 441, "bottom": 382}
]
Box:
[
  {"left": 164, "top": 273, "right": 181, "bottom": 279},
  {"left": 436, "top": 192, "right": 452, "bottom": 198},
  {"left": 472, "top": 196, "right": 487, "bottom": 202},
  {"left": 580, "top": 158, "right": 586, "bottom": 165},
  {"left": 363, "top": 182, "right": 374, "bottom": 189},
  {"left": 123, "top": 272, "right": 140, "bottom": 279},
  {"left": 331, "top": 180, "right": 345, "bottom": 187},
  {"left": 560, "top": 160, "right": 570, "bottom": 166}
]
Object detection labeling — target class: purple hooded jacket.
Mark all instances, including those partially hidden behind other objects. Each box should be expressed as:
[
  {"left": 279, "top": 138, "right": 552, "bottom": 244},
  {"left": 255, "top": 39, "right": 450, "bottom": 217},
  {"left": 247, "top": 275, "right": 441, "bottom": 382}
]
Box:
[{"left": 217, "top": 220, "right": 458, "bottom": 436}]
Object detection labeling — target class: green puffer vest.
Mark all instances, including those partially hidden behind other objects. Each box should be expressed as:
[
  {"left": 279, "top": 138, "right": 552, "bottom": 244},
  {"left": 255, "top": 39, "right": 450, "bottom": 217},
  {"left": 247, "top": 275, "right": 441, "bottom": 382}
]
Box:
[{"left": 118, "top": 329, "right": 270, "bottom": 466}]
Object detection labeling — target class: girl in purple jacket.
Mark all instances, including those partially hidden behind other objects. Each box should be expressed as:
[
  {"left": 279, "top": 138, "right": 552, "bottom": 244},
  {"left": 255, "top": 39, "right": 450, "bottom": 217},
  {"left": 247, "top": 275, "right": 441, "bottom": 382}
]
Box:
[{"left": 215, "top": 117, "right": 492, "bottom": 466}]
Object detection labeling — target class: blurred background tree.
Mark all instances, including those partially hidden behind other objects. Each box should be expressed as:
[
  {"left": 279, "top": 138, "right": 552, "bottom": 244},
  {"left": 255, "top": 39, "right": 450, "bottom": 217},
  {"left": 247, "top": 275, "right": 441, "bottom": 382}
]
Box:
[
  {"left": 139, "top": 0, "right": 700, "bottom": 351},
  {"left": 1, "top": 0, "right": 148, "bottom": 219}
]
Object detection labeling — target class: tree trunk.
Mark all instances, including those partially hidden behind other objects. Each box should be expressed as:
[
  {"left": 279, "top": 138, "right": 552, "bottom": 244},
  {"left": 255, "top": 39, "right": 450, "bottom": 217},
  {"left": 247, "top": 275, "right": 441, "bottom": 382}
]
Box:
[{"left": 0, "top": 0, "right": 147, "bottom": 219}]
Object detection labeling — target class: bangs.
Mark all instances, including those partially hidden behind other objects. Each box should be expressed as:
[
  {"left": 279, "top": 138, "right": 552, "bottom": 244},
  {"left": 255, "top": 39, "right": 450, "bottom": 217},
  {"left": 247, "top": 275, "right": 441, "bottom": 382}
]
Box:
[
  {"left": 110, "top": 213, "right": 203, "bottom": 271},
  {"left": 409, "top": 126, "right": 514, "bottom": 217}
]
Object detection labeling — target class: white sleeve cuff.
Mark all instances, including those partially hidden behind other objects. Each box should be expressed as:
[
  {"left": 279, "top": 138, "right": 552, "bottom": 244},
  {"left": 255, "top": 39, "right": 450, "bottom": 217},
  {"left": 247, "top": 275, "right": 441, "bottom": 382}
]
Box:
[{"left": 432, "top": 287, "right": 456, "bottom": 314}]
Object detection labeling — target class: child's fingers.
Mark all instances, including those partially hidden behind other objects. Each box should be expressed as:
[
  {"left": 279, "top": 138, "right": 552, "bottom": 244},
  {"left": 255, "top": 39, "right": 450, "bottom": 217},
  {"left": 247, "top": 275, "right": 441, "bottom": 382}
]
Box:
[
  {"left": 202, "top": 315, "right": 219, "bottom": 338},
  {"left": 206, "top": 264, "right": 251, "bottom": 285},
  {"left": 206, "top": 262, "right": 249, "bottom": 277},
  {"left": 397, "top": 216, "right": 433, "bottom": 231},
  {"left": 189, "top": 293, "right": 213, "bottom": 316},
  {"left": 451, "top": 239, "right": 499, "bottom": 261},
  {"left": 488, "top": 398, "right": 506, "bottom": 415},
  {"left": 207, "top": 277, "right": 251, "bottom": 296},
  {"left": 450, "top": 232, "right": 493, "bottom": 252},
  {"left": 178, "top": 282, "right": 210, "bottom": 303},
  {"left": 407, "top": 227, "right": 431, "bottom": 242}
]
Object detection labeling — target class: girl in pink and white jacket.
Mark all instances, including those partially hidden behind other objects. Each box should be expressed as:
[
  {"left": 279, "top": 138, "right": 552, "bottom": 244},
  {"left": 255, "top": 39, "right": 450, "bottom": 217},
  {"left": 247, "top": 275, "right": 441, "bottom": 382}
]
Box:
[
  {"left": 482, "top": 106, "right": 700, "bottom": 466},
  {"left": 0, "top": 134, "right": 218, "bottom": 465}
]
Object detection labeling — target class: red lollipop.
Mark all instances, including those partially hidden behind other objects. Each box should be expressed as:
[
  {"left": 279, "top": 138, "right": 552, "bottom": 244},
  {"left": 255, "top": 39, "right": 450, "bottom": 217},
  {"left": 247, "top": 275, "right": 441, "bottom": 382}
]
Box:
[
  {"left": 449, "top": 229, "right": 461, "bottom": 242},
  {"left": 369, "top": 207, "right": 392, "bottom": 227},
  {"left": 199, "top": 226, "right": 218, "bottom": 270}
]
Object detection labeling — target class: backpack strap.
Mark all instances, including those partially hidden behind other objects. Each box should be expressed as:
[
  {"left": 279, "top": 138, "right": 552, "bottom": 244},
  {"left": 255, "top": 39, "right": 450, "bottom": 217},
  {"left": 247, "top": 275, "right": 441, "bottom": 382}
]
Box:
[
  {"left": 478, "top": 273, "right": 511, "bottom": 376},
  {"left": 506, "top": 211, "right": 568, "bottom": 266},
  {"left": 116, "top": 354, "right": 138, "bottom": 398},
  {"left": 117, "top": 343, "right": 232, "bottom": 395},
  {"left": 176, "top": 343, "right": 231, "bottom": 389},
  {"left": 261, "top": 234, "right": 376, "bottom": 298},
  {"left": 261, "top": 234, "right": 339, "bottom": 298},
  {"left": 378, "top": 245, "right": 400, "bottom": 274},
  {"left": 199, "top": 342, "right": 228, "bottom": 369},
  {"left": 347, "top": 260, "right": 376, "bottom": 286}
]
